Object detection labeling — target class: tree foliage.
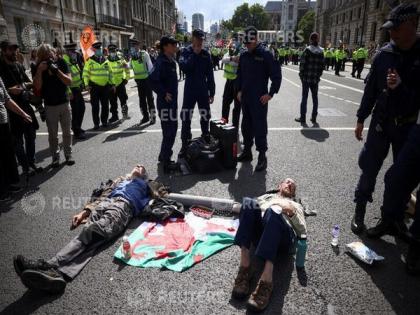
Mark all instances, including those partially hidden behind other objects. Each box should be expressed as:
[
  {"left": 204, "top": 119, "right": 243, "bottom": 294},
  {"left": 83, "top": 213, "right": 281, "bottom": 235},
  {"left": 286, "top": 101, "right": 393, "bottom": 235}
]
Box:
[
  {"left": 297, "top": 10, "right": 315, "bottom": 43},
  {"left": 222, "top": 3, "right": 269, "bottom": 31}
]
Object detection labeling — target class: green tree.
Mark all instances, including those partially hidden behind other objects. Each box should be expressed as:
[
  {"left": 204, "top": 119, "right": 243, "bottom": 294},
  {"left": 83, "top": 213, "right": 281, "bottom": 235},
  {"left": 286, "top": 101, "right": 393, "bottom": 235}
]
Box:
[
  {"left": 223, "top": 3, "right": 269, "bottom": 31},
  {"left": 297, "top": 11, "right": 315, "bottom": 44}
]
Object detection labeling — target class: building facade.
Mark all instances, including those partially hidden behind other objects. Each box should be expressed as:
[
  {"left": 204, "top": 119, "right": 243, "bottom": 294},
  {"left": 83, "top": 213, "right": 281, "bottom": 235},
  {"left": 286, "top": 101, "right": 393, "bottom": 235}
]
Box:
[
  {"left": 192, "top": 13, "right": 204, "bottom": 30},
  {"left": 264, "top": 1, "right": 283, "bottom": 30},
  {"left": 281, "top": 0, "right": 314, "bottom": 31},
  {"left": 315, "top": 0, "right": 420, "bottom": 50},
  {"left": 132, "top": 0, "right": 176, "bottom": 47}
]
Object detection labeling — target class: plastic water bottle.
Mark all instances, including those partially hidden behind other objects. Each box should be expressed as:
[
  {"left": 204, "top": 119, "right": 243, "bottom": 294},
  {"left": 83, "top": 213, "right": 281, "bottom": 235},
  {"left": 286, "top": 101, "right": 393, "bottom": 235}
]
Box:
[
  {"left": 331, "top": 225, "right": 340, "bottom": 247},
  {"left": 295, "top": 235, "right": 307, "bottom": 269},
  {"left": 122, "top": 235, "right": 131, "bottom": 259}
]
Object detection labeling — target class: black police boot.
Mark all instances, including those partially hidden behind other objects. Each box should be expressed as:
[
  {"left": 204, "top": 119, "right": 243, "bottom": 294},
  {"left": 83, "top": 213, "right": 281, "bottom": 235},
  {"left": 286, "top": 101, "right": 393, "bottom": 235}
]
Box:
[
  {"left": 108, "top": 115, "right": 119, "bottom": 124},
  {"left": 149, "top": 114, "right": 156, "bottom": 125},
  {"left": 255, "top": 153, "right": 267, "bottom": 172},
  {"left": 310, "top": 115, "right": 317, "bottom": 124},
  {"left": 351, "top": 202, "right": 366, "bottom": 234},
  {"left": 406, "top": 238, "right": 420, "bottom": 275},
  {"left": 367, "top": 218, "right": 408, "bottom": 239},
  {"left": 295, "top": 117, "right": 306, "bottom": 124},
  {"left": 140, "top": 116, "right": 150, "bottom": 125},
  {"left": 163, "top": 161, "right": 180, "bottom": 174},
  {"left": 178, "top": 144, "right": 188, "bottom": 159},
  {"left": 237, "top": 149, "right": 253, "bottom": 162}
]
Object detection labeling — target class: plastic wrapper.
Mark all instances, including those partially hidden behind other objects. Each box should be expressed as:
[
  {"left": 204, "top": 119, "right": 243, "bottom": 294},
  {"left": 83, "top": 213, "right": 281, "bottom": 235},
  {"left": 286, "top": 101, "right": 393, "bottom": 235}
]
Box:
[{"left": 345, "top": 242, "right": 385, "bottom": 265}]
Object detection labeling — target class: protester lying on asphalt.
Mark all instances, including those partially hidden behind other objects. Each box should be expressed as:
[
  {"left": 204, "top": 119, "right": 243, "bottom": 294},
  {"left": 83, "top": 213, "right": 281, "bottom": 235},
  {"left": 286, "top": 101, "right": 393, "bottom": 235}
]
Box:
[
  {"left": 13, "top": 165, "right": 168, "bottom": 294},
  {"left": 232, "top": 178, "right": 307, "bottom": 312}
]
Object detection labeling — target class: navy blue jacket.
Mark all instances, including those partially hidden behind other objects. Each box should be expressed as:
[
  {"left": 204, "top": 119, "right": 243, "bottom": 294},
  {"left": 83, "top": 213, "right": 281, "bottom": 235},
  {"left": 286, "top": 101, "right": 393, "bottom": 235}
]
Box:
[
  {"left": 357, "top": 39, "right": 420, "bottom": 124},
  {"left": 148, "top": 53, "right": 178, "bottom": 102},
  {"left": 179, "top": 46, "right": 215, "bottom": 97},
  {"left": 236, "top": 43, "right": 282, "bottom": 100}
]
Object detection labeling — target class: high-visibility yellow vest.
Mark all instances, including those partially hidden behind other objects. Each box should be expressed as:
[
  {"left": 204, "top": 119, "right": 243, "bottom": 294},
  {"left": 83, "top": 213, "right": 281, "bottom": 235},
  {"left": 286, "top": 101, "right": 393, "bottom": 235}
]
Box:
[
  {"left": 352, "top": 50, "right": 358, "bottom": 61},
  {"left": 83, "top": 57, "right": 112, "bottom": 87},
  {"left": 335, "top": 49, "right": 346, "bottom": 61},
  {"left": 131, "top": 54, "right": 148, "bottom": 80},
  {"left": 356, "top": 48, "right": 368, "bottom": 59},
  {"left": 223, "top": 62, "right": 238, "bottom": 80},
  {"left": 108, "top": 58, "right": 127, "bottom": 86},
  {"left": 63, "top": 54, "right": 83, "bottom": 89}
]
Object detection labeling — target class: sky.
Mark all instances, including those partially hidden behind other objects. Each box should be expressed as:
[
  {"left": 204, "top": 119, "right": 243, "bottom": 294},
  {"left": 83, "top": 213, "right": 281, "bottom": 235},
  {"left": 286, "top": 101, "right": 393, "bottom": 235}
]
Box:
[{"left": 175, "top": 0, "right": 269, "bottom": 32}]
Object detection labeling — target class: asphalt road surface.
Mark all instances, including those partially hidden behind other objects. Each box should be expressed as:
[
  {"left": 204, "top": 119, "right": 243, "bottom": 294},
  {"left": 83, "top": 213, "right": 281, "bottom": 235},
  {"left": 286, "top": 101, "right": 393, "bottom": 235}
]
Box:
[{"left": 1, "top": 63, "right": 419, "bottom": 315}]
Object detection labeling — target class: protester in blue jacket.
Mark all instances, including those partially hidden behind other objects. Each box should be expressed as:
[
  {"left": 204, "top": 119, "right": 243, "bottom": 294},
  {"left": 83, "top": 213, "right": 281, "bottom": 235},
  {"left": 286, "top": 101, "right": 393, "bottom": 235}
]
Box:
[
  {"left": 236, "top": 26, "right": 282, "bottom": 172},
  {"left": 149, "top": 35, "right": 180, "bottom": 174},
  {"left": 178, "top": 29, "right": 215, "bottom": 155}
]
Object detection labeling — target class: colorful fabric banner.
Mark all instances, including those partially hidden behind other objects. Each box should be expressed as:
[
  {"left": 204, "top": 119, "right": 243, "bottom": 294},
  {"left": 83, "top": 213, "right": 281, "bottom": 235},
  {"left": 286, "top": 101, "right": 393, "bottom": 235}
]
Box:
[{"left": 114, "top": 213, "right": 238, "bottom": 272}]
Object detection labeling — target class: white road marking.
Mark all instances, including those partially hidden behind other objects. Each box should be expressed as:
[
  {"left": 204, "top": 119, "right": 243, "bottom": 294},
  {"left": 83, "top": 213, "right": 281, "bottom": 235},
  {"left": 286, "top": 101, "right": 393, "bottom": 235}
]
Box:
[
  {"left": 36, "top": 127, "right": 368, "bottom": 136},
  {"left": 283, "top": 77, "right": 301, "bottom": 88},
  {"left": 283, "top": 67, "right": 364, "bottom": 93}
]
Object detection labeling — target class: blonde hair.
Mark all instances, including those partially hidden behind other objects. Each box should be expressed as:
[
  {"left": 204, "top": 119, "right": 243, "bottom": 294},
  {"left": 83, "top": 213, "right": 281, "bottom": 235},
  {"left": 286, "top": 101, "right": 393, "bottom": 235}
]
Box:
[{"left": 36, "top": 43, "right": 56, "bottom": 61}]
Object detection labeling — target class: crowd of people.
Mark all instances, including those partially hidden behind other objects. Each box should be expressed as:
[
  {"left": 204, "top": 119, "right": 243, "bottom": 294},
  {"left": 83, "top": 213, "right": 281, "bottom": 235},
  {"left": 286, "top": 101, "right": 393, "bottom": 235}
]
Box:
[{"left": 0, "top": 2, "right": 420, "bottom": 312}]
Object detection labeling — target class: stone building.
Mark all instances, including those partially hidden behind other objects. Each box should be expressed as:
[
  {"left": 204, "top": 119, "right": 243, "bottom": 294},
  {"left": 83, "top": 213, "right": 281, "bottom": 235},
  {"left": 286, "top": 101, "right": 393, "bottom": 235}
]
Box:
[
  {"left": 132, "top": 0, "right": 176, "bottom": 47},
  {"left": 281, "top": 0, "right": 314, "bottom": 31},
  {"left": 265, "top": 1, "right": 283, "bottom": 30},
  {"left": 315, "top": 0, "right": 420, "bottom": 50}
]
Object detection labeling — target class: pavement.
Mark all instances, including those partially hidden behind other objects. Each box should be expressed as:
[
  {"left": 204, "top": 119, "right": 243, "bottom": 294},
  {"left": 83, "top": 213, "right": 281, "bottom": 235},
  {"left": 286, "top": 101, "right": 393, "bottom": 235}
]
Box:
[{"left": 1, "top": 63, "right": 419, "bottom": 315}]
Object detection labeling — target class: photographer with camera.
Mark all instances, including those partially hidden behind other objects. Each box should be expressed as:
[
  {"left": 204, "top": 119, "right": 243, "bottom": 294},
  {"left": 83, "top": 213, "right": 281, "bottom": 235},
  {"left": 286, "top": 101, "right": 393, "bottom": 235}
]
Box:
[
  {"left": 0, "top": 40, "right": 43, "bottom": 177},
  {"left": 33, "top": 44, "right": 74, "bottom": 167}
]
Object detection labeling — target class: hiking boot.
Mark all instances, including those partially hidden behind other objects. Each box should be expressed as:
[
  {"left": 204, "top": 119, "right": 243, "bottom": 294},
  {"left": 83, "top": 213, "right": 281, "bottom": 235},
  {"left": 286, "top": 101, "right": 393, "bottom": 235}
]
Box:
[
  {"left": 367, "top": 218, "right": 408, "bottom": 239},
  {"left": 232, "top": 266, "right": 251, "bottom": 299},
  {"left": 255, "top": 153, "right": 267, "bottom": 172},
  {"left": 108, "top": 115, "right": 119, "bottom": 124},
  {"left": 21, "top": 268, "right": 66, "bottom": 294},
  {"left": 246, "top": 279, "right": 273, "bottom": 312},
  {"left": 163, "top": 161, "right": 180, "bottom": 174},
  {"left": 237, "top": 150, "right": 253, "bottom": 162},
  {"left": 8, "top": 184, "right": 23, "bottom": 193},
  {"left": 65, "top": 156, "right": 75, "bottom": 166},
  {"left": 13, "top": 255, "right": 52, "bottom": 277},
  {"left": 406, "top": 238, "right": 420, "bottom": 276},
  {"left": 351, "top": 203, "right": 366, "bottom": 234}
]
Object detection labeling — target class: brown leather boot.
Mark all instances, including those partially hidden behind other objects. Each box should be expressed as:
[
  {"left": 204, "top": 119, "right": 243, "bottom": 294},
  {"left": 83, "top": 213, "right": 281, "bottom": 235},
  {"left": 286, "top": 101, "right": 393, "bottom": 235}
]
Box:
[
  {"left": 246, "top": 279, "right": 273, "bottom": 312},
  {"left": 232, "top": 266, "right": 251, "bottom": 299}
]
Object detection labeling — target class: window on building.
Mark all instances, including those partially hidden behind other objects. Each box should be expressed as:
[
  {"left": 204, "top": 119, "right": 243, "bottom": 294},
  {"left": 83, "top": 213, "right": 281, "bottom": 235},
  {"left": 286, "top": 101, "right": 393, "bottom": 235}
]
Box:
[
  {"left": 370, "top": 22, "right": 377, "bottom": 41},
  {"left": 288, "top": 5, "right": 294, "bottom": 20},
  {"left": 350, "top": 10, "right": 353, "bottom": 21},
  {"left": 113, "top": 3, "right": 117, "bottom": 17},
  {"left": 375, "top": 0, "right": 382, "bottom": 9},
  {"left": 106, "top": 0, "right": 110, "bottom": 15},
  {"left": 13, "top": 17, "right": 24, "bottom": 48},
  {"left": 354, "top": 27, "right": 359, "bottom": 44},
  {"left": 358, "top": 7, "right": 362, "bottom": 19}
]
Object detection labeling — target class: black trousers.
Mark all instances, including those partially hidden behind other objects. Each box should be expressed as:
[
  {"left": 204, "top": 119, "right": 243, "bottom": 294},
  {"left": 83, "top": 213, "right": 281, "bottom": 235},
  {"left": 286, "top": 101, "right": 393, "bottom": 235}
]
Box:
[
  {"left": 222, "top": 79, "right": 241, "bottom": 128},
  {"left": 136, "top": 79, "right": 155, "bottom": 119},
  {"left": 335, "top": 60, "right": 343, "bottom": 75},
  {"left": 70, "top": 87, "right": 85, "bottom": 134},
  {"left": 90, "top": 85, "right": 110, "bottom": 126},
  {"left": 356, "top": 59, "right": 365, "bottom": 78},
  {"left": 110, "top": 82, "right": 128, "bottom": 118},
  {"left": 12, "top": 124, "right": 36, "bottom": 172},
  {"left": 0, "top": 123, "right": 20, "bottom": 194}
]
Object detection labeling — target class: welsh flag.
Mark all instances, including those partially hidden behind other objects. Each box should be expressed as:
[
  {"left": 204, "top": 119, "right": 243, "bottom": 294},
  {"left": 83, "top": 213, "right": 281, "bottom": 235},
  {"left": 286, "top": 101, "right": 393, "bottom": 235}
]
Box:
[{"left": 114, "top": 212, "right": 239, "bottom": 272}]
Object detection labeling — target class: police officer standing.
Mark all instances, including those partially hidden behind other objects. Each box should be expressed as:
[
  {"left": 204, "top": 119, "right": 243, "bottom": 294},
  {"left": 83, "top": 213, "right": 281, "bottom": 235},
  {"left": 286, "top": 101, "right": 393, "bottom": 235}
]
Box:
[
  {"left": 355, "top": 45, "right": 368, "bottom": 79},
  {"left": 129, "top": 38, "right": 156, "bottom": 125},
  {"left": 236, "top": 26, "right": 282, "bottom": 172},
  {"left": 179, "top": 29, "right": 215, "bottom": 155},
  {"left": 107, "top": 43, "right": 129, "bottom": 122},
  {"left": 220, "top": 40, "right": 241, "bottom": 128},
  {"left": 83, "top": 41, "right": 114, "bottom": 130},
  {"left": 351, "top": 3, "right": 420, "bottom": 235},
  {"left": 334, "top": 42, "right": 346, "bottom": 76},
  {"left": 149, "top": 35, "right": 180, "bottom": 174},
  {"left": 63, "top": 42, "right": 85, "bottom": 139}
]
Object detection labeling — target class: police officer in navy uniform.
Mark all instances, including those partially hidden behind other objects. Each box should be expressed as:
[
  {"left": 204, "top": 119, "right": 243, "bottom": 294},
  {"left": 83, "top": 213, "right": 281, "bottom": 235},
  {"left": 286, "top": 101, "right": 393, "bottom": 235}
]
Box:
[
  {"left": 236, "top": 26, "right": 282, "bottom": 172},
  {"left": 351, "top": 3, "right": 420, "bottom": 235},
  {"left": 178, "top": 29, "right": 215, "bottom": 156},
  {"left": 149, "top": 35, "right": 180, "bottom": 174}
]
